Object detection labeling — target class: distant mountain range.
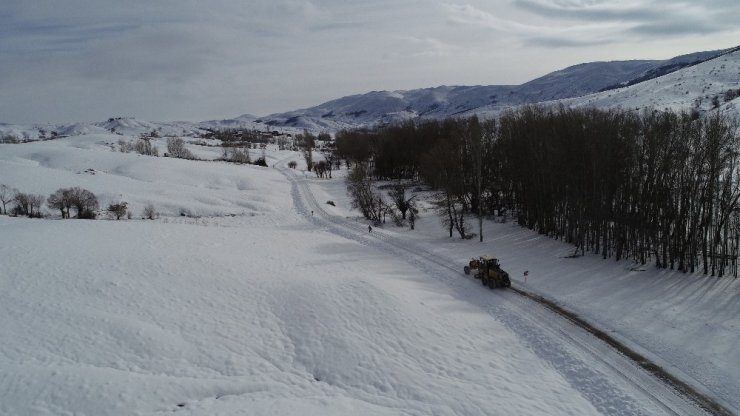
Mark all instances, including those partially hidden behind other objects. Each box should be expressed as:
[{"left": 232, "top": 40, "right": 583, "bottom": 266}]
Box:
[
  {"left": 2, "top": 45, "right": 739, "bottom": 140},
  {"left": 254, "top": 45, "right": 740, "bottom": 130}
]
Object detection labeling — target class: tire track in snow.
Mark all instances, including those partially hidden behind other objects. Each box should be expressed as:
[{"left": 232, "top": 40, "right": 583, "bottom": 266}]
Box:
[{"left": 279, "top": 165, "right": 720, "bottom": 416}]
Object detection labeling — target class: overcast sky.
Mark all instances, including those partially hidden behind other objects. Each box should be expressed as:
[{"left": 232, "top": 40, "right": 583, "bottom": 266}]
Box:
[{"left": 1, "top": 0, "right": 738, "bottom": 124}]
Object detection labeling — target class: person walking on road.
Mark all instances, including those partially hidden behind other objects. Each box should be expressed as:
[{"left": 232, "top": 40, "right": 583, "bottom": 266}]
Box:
[{"left": 368, "top": 225, "right": 372, "bottom": 232}]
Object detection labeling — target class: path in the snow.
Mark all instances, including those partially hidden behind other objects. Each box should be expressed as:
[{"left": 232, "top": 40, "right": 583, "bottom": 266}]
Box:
[{"left": 279, "top": 164, "right": 716, "bottom": 416}]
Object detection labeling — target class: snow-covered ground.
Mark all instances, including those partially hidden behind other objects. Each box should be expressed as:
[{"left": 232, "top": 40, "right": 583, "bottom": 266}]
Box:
[
  {"left": 1, "top": 134, "right": 738, "bottom": 415},
  {"left": 560, "top": 49, "right": 740, "bottom": 117},
  {"left": 469, "top": 49, "right": 740, "bottom": 122}
]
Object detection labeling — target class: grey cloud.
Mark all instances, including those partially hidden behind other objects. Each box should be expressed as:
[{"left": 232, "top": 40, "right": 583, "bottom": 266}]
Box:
[
  {"left": 524, "top": 35, "right": 613, "bottom": 48},
  {"left": 513, "top": 0, "right": 740, "bottom": 42},
  {"left": 515, "top": 0, "right": 663, "bottom": 21},
  {"left": 1, "top": 0, "right": 738, "bottom": 124},
  {"left": 629, "top": 20, "right": 725, "bottom": 37}
]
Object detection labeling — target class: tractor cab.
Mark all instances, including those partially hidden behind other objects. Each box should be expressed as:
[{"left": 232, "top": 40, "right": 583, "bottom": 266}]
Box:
[{"left": 480, "top": 256, "right": 500, "bottom": 269}]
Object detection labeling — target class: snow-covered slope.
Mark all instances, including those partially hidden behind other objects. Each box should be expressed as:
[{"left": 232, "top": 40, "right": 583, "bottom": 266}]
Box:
[
  {"left": 258, "top": 46, "right": 737, "bottom": 129},
  {"left": 1, "top": 134, "right": 737, "bottom": 414},
  {"left": 558, "top": 49, "right": 740, "bottom": 117},
  {"left": 1, "top": 46, "right": 735, "bottom": 138}
]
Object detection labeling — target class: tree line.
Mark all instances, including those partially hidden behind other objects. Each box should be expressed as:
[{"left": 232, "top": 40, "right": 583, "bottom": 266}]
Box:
[
  {"left": 0, "top": 184, "right": 159, "bottom": 220},
  {"left": 336, "top": 106, "right": 740, "bottom": 276}
]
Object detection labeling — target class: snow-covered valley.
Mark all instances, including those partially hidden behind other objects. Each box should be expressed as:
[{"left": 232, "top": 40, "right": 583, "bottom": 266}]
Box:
[{"left": 1, "top": 135, "right": 738, "bottom": 415}]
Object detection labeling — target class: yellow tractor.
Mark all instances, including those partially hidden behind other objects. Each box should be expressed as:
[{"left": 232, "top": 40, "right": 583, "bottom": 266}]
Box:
[{"left": 464, "top": 256, "right": 511, "bottom": 289}]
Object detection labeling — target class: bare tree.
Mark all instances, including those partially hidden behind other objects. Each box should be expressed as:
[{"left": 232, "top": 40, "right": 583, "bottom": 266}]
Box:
[
  {"left": 420, "top": 133, "right": 469, "bottom": 239},
  {"left": 68, "top": 187, "right": 99, "bottom": 219},
  {"left": 314, "top": 161, "right": 327, "bottom": 178},
  {"left": 0, "top": 184, "right": 14, "bottom": 214},
  {"left": 11, "top": 192, "right": 31, "bottom": 216},
  {"left": 118, "top": 139, "right": 133, "bottom": 153},
  {"left": 134, "top": 138, "right": 159, "bottom": 156},
  {"left": 321, "top": 148, "right": 336, "bottom": 178},
  {"left": 408, "top": 202, "right": 417, "bottom": 230},
  {"left": 108, "top": 202, "right": 128, "bottom": 220},
  {"left": 388, "top": 184, "right": 416, "bottom": 220},
  {"left": 225, "top": 147, "right": 251, "bottom": 164},
  {"left": 143, "top": 203, "right": 158, "bottom": 220},
  {"left": 28, "top": 194, "right": 44, "bottom": 218},
  {"left": 167, "top": 137, "right": 194, "bottom": 159},
  {"left": 346, "top": 163, "right": 383, "bottom": 223},
  {"left": 300, "top": 130, "right": 315, "bottom": 171},
  {"left": 47, "top": 188, "right": 73, "bottom": 218},
  {"left": 12, "top": 192, "right": 43, "bottom": 217}
]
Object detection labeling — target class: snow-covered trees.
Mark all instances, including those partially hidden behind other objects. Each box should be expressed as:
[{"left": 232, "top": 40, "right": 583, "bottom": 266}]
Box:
[
  {"left": 222, "top": 147, "right": 251, "bottom": 164},
  {"left": 167, "top": 137, "right": 194, "bottom": 159},
  {"left": 0, "top": 184, "right": 14, "bottom": 214},
  {"left": 143, "top": 203, "right": 158, "bottom": 220},
  {"left": 134, "top": 138, "right": 159, "bottom": 156}
]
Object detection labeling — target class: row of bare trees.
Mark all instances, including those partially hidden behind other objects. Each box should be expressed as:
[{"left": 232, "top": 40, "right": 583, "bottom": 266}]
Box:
[
  {"left": 337, "top": 106, "right": 740, "bottom": 276},
  {"left": 0, "top": 185, "right": 99, "bottom": 218},
  {"left": 47, "top": 187, "right": 100, "bottom": 219},
  {"left": 499, "top": 107, "right": 740, "bottom": 277},
  {"left": 1, "top": 184, "right": 160, "bottom": 220}
]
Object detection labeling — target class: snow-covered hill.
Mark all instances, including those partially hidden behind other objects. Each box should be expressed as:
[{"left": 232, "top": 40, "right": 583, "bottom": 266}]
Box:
[
  {"left": 558, "top": 49, "right": 740, "bottom": 117},
  {"left": 1, "top": 45, "right": 736, "bottom": 140},
  {"left": 257, "top": 46, "right": 737, "bottom": 129},
  {"left": 0, "top": 116, "right": 302, "bottom": 144},
  {"left": 1, "top": 134, "right": 737, "bottom": 414}
]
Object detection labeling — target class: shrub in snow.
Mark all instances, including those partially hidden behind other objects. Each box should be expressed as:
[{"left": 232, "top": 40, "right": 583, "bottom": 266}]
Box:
[
  {"left": 167, "top": 138, "right": 194, "bottom": 160},
  {"left": 253, "top": 157, "right": 268, "bottom": 167},
  {"left": 134, "top": 138, "right": 159, "bottom": 156},
  {"left": 326, "top": 200, "right": 335, "bottom": 206},
  {"left": 223, "top": 147, "right": 251, "bottom": 164},
  {"left": 143, "top": 203, "right": 158, "bottom": 220},
  {"left": 117, "top": 139, "right": 133, "bottom": 153},
  {"left": 0, "top": 134, "right": 19, "bottom": 144}
]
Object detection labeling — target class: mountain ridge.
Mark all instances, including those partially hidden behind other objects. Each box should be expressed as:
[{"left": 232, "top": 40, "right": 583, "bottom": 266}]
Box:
[
  {"left": 253, "top": 45, "right": 738, "bottom": 130},
  {"left": 2, "top": 45, "right": 737, "bottom": 139}
]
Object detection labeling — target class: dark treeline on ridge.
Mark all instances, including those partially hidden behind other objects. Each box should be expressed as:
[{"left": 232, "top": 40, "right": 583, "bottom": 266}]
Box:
[{"left": 335, "top": 106, "right": 740, "bottom": 277}]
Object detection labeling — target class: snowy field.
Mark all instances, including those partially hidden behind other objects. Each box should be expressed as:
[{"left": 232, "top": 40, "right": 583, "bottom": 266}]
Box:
[{"left": 1, "top": 134, "right": 738, "bottom": 415}]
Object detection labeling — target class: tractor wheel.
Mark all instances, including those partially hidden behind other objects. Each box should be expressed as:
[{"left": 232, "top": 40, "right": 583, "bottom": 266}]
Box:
[{"left": 464, "top": 266, "right": 471, "bottom": 275}]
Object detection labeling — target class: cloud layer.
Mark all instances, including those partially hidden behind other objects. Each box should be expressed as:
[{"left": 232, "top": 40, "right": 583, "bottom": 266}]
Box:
[{"left": 1, "top": 0, "right": 738, "bottom": 124}]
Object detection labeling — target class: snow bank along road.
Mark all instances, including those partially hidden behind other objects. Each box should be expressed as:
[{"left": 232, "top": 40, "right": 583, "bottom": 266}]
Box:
[{"left": 280, "top": 164, "right": 727, "bottom": 416}]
